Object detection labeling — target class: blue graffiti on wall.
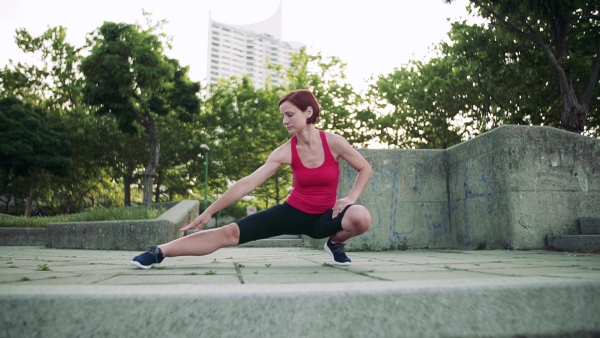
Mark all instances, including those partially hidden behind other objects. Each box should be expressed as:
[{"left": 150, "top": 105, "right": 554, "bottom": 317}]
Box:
[{"left": 451, "top": 160, "right": 496, "bottom": 246}]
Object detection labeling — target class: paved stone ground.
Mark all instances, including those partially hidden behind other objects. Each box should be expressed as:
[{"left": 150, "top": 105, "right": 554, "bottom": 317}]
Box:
[
  {"left": 1, "top": 246, "right": 600, "bottom": 337},
  {"left": 1, "top": 246, "right": 599, "bottom": 285}
]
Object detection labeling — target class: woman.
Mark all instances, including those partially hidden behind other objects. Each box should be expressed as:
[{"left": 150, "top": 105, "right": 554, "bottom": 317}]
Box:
[{"left": 131, "top": 89, "right": 372, "bottom": 268}]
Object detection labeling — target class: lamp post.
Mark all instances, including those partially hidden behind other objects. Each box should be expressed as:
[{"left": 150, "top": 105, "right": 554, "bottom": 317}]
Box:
[{"left": 200, "top": 144, "right": 210, "bottom": 211}]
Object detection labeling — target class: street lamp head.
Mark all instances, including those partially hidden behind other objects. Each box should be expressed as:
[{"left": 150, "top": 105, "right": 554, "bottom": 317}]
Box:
[{"left": 200, "top": 144, "right": 210, "bottom": 153}]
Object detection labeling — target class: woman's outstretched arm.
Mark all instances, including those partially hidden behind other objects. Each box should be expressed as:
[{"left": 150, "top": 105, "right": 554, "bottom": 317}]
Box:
[{"left": 181, "top": 143, "right": 290, "bottom": 231}]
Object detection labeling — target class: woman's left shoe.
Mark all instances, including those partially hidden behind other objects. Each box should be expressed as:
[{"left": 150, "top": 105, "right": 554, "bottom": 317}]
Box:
[{"left": 131, "top": 246, "right": 164, "bottom": 269}]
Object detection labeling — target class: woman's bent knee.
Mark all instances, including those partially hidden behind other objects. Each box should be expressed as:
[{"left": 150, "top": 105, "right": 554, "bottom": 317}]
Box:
[
  {"left": 343, "top": 205, "right": 372, "bottom": 234},
  {"left": 222, "top": 223, "right": 241, "bottom": 246}
]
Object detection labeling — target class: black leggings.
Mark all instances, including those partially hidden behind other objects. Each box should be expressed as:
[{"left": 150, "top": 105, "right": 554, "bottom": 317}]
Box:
[{"left": 236, "top": 202, "right": 352, "bottom": 245}]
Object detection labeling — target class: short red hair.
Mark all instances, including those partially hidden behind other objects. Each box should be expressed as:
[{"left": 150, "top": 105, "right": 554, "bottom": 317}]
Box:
[{"left": 278, "top": 89, "right": 321, "bottom": 124}]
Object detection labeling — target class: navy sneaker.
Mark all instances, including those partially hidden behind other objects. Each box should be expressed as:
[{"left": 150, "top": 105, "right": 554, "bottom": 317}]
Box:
[
  {"left": 131, "top": 246, "right": 164, "bottom": 269},
  {"left": 324, "top": 238, "right": 351, "bottom": 266}
]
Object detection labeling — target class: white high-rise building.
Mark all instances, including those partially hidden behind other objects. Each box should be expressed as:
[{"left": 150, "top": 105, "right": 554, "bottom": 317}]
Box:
[{"left": 207, "top": 3, "right": 304, "bottom": 88}]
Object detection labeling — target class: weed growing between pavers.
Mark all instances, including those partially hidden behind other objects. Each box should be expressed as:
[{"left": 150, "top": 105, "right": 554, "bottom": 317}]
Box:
[
  {"left": 37, "top": 264, "right": 50, "bottom": 271},
  {"left": 233, "top": 262, "right": 245, "bottom": 284},
  {"left": 444, "top": 265, "right": 458, "bottom": 271},
  {"left": 205, "top": 270, "right": 216, "bottom": 275}
]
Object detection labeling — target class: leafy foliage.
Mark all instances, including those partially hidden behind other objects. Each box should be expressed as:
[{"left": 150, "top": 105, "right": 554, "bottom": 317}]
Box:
[
  {"left": 0, "top": 96, "right": 71, "bottom": 215},
  {"left": 373, "top": 58, "right": 464, "bottom": 149},
  {"left": 445, "top": 0, "right": 600, "bottom": 134},
  {"left": 81, "top": 20, "right": 200, "bottom": 205}
]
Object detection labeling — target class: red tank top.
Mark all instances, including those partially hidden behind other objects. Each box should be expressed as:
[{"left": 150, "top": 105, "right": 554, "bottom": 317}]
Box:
[{"left": 286, "top": 131, "right": 339, "bottom": 214}]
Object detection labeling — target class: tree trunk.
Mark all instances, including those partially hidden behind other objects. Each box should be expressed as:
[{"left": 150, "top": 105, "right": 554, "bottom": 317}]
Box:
[
  {"left": 0, "top": 168, "right": 10, "bottom": 197},
  {"left": 4, "top": 196, "right": 11, "bottom": 214},
  {"left": 24, "top": 173, "right": 39, "bottom": 217},
  {"left": 123, "top": 172, "right": 132, "bottom": 207},
  {"left": 64, "top": 194, "right": 71, "bottom": 214},
  {"left": 560, "top": 101, "right": 587, "bottom": 133},
  {"left": 143, "top": 118, "right": 160, "bottom": 206},
  {"left": 154, "top": 174, "right": 162, "bottom": 203}
]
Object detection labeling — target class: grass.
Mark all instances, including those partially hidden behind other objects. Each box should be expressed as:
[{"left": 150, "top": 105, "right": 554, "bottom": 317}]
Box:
[{"left": 0, "top": 206, "right": 165, "bottom": 228}]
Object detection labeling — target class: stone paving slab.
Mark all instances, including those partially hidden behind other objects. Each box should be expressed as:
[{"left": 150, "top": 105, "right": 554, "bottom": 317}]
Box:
[{"left": 1, "top": 246, "right": 599, "bottom": 286}]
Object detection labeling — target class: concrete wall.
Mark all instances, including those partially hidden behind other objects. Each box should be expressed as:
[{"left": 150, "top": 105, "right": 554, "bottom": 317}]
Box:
[
  {"left": 446, "top": 126, "right": 600, "bottom": 249},
  {"left": 493, "top": 126, "right": 600, "bottom": 248},
  {"left": 306, "top": 125, "right": 600, "bottom": 250},
  {"left": 305, "top": 149, "right": 453, "bottom": 250}
]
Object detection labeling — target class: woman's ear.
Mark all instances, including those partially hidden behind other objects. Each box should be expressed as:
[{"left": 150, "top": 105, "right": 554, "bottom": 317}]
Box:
[{"left": 306, "top": 106, "right": 313, "bottom": 118}]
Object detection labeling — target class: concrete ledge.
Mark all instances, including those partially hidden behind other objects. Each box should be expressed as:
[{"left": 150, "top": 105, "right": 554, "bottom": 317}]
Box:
[
  {"left": 581, "top": 218, "right": 600, "bottom": 235},
  {"left": 0, "top": 227, "right": 48, "bottom": 246},
  {"left": 1, "top": 278, "right": 598, "bottom": 338},
  {"left": 0, "top": 201, "right": 199, "bottom": 250},
  {"left": 47, "top": 219, "right": 173, "bottom": 250},
  {"left": 156, "top": 200, "right": 200, "bottom": 241},
  {"left": 547, "top": 235, "right": 600, "bottom": 252}
]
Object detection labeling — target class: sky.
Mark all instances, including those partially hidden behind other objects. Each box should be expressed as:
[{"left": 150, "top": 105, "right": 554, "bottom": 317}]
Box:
[{"left": 0, "top": 0, "right": 475, "bottom": 91}]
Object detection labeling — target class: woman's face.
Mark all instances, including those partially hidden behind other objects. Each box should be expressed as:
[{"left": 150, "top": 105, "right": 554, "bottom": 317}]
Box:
[{"left": 279, "top": 101, "right": 312, "bottom": 134}]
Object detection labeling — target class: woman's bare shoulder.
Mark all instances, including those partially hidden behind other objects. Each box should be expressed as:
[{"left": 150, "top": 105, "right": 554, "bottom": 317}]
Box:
[
  {"left": 268, "top": 138, "right": 293, "bottom": 165},
  {"left": 323, "top": 131, "right": 351, "bottom": 154}
]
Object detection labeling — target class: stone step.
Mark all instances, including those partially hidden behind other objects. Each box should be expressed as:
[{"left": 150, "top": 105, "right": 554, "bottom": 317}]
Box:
[
  {"left": 2, "top": 279, "right": 599, "bottom": 338},
  {"left": 580, "top": 217, "right": 600, "bottom": 235},
  {"left": 547, "top": 235, "right": 600, "bottom": 252}
]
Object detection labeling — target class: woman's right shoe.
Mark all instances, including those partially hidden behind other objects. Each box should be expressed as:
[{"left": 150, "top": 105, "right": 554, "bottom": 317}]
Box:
[{"left": 324, "top": 238, "right": 352, "bottom": 266}]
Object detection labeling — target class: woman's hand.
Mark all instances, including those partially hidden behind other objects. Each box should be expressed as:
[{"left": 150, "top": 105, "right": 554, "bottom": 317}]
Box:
[
  {"left": 180, "top": 212, "right": 212, "bottom": 232},
  {"left": 332, "top": 196, "right": 356, "bottom": 218}
]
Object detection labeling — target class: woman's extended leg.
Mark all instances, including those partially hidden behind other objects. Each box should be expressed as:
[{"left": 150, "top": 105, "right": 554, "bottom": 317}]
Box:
[
  {"left": 130, "top": 223, "right": 240, "bottom": 269},
  {"left": 160, "top": 223, "right": 240, "bottom": 257}
]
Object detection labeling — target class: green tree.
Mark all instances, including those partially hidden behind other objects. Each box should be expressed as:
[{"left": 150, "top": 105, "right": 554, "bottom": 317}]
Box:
[
  {"left": 202, "top": 76, "right": 291, "bottom": 209},
  {"left": 372, "top": 57, "right": 465, "bottom": 149},
  {"left": 445, "top": 0, "right": 600, "bottom": 133},
  {"left": 153, "top": 112, "right": 205, "bottom": 203},
  {"left": 0, "top": 97, "right": 71, "bottom": 216},
  {"left": 81, "top": 21, "right": 200, "bottom": 206},
  {"left": 0, "top": 26, "right": 110, "bottom": 214},
  {"left": 439, "top": 21, "right": 564, "bottom": 134}
]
